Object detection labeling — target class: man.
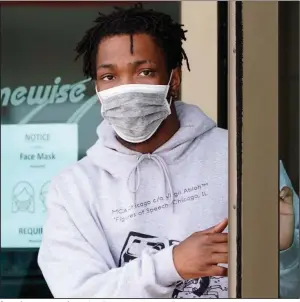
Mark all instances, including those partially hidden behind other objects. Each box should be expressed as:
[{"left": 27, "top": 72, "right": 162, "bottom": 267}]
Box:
[{"left": 38, "top": 5, "right": 299, "bottom": 298}]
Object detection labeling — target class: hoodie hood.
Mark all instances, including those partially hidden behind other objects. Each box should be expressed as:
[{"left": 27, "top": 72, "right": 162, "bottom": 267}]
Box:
[
  {"left": 87, "top": 101, "right": 216, "bottom": 206},
  {"left": 87, "top": 101, "right": 216, "bottom": 176}
]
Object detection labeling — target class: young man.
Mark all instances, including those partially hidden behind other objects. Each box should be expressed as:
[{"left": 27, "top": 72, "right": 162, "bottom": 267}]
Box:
[{"left": 38, "top": 5, "right": 299, "bottom": 298}]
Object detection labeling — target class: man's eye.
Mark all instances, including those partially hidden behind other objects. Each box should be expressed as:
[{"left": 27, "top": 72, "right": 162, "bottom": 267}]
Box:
[
  {"left": 139, "top": 69, "right": 155, "bottom": 77},
  {"left": 101, "top": 75, "right": 115, "bottom": 81}
]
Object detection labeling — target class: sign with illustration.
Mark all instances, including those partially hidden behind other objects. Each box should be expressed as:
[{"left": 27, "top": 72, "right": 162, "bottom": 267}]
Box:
[{"left": 1, "top": 124, "right": 78, "bottom": 248}]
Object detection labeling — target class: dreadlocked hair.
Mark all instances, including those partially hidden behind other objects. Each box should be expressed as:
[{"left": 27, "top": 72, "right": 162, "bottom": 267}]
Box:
[{"left": 75, "top": 3, "right": 190, "bottom": 80}]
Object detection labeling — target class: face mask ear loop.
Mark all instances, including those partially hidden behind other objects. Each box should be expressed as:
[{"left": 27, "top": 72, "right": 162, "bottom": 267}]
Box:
[
  {"left": 95, "top": 85, "right": 105, "bottom": 117},
  {"left": 95, "top": 84, "right": 99, "bottom": 94},
  {"left": 168, "top": 69, "right": 174, "bottom": 86},
  {"left": 164, "top": 70, "right": 174, "bottom": 106}
]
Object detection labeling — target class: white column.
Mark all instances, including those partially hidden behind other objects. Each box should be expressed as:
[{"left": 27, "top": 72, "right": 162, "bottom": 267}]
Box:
[{"left": 181, "top": 1, "right": 218, "bottom": 122}]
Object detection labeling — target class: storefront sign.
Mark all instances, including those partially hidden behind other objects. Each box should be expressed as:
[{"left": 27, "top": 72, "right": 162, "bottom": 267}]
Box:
[{"left": 1, "top": 123, "right": 78, "bottom": 248}]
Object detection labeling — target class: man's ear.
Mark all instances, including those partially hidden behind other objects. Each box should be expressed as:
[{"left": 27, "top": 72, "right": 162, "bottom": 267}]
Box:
[{"left": 170, "top": 67, "right": 181, "bottom": 98}]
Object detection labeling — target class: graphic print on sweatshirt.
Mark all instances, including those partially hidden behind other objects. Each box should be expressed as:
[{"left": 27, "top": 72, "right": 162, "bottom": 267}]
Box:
[{"left": 119, "top": 231, "right": 228, "bottom": 298}]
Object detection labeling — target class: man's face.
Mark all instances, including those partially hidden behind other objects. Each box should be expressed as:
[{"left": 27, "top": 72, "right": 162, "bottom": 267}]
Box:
[{"left": 95, "top": 33, "right": 177, "bottom": 91}]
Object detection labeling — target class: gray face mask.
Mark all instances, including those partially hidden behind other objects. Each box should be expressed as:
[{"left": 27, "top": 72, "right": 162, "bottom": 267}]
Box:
[{"left": 96, "top": 74, "right": 173, "bottom": 143}]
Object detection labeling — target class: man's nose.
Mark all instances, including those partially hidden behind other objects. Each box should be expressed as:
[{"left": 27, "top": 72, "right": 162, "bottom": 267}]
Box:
[{"left": 119, "top": 75, "right": 135, "bottom": 85}]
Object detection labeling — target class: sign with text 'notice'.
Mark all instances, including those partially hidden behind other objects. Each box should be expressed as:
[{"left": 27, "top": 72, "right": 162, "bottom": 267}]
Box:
[{"left": 1, "top": 124, "right": 78, "bottom": 248}]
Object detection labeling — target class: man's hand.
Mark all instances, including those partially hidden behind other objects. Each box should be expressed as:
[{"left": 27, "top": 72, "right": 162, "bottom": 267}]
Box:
[
  {"left": 173, "top": 219, "right": 228, "bottom": 280},
  {"left": 280, "top": 186, "right": 294, "bottom": 251}
]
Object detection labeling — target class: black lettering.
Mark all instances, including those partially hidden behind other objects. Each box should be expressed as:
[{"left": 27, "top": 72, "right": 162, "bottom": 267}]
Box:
[
  {"left": 20, "top": 153, "right": 35, "bottom": 160},
  {"left": 19, "top": 227, "right": 43, "bottom": 235},
  {"left": 25, "top": 133, "right": 50, "bottom": 142},
  {"left": 37, "top": 152, "right": 56, "bottom": 160}
]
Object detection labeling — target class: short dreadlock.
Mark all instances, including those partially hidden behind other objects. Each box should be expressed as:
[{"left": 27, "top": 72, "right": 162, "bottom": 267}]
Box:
[{"left": 75, "top": 3, "right": 190, "bottom": 80}]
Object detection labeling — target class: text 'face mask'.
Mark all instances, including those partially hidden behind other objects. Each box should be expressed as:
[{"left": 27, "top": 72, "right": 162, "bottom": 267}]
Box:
[{"left": 96, "top": 73, "right": 173, "bottom": 143}]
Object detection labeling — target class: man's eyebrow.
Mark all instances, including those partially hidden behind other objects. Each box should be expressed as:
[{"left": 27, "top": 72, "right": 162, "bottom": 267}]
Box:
[
  {"left": 97, "top": 63, "right": 115, "bottom": 70},
  {"left": 129, "top": 60, "right": 155, "bottom": 67},
  {"left": 96, "top": 60, "right": 156, "bottom": 70}
]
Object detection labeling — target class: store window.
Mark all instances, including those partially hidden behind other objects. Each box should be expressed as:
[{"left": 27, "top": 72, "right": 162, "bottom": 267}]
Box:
[
  {"left": 279, "top": 2, "right": 299, "bottom": 298},
  {"left": 235, "top": 2, "right": 299, "bottom": 297},
  {"left": 0, "top": 2, "right": 180, "bottom": 297}
]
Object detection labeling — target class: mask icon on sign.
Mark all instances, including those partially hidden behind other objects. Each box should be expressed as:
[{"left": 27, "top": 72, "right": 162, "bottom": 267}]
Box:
[
  {"left": 40, "top": 181, "right": 51, "bottom": 212},
  {"left": 11, "top": 181, "right": 35, "bottom": 213}
]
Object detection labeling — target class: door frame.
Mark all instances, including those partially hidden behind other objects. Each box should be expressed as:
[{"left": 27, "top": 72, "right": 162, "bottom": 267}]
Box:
[{"left": 228, "top": 1, "right": 279, "bottom": 298}]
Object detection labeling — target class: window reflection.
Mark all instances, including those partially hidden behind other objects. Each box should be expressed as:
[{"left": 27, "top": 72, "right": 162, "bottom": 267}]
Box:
[
  {"left": 279, "top": 2, "right": 300, "bottom": 298},
  {"left": 0, "top": 2, "right": 181, "bottom": 298}
]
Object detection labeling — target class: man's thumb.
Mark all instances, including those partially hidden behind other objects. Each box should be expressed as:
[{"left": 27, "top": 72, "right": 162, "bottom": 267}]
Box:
[{"left": 204, "top": 219, "right": 228, "bottom": 234}]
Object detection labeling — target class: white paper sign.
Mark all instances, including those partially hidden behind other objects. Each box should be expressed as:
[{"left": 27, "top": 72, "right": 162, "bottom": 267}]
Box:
[{"left": 1, "top": 124, "right": 78, "bottom": 248}]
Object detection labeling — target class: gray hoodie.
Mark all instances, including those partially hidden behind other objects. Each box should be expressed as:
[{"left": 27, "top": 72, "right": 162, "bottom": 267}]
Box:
[{"left": 38, "top": 101, "right": 299, "bottom": 298}]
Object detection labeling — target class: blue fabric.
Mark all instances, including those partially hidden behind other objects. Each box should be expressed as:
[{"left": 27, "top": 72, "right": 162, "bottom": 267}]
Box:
[{"left": 279, "top": 161, "right": 299, "bottom": 298}]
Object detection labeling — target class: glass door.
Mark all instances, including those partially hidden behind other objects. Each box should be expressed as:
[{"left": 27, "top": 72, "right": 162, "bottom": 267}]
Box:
[{"left": 0, "top": 2, "right": 181, "bottom": 298}]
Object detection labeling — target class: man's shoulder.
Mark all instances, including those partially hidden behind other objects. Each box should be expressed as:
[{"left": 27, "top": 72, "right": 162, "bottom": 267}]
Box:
[
  {"left": 51, "top": 156, "right": 96, "bottom": 190},
  {"left": 210, "top": 127, "right": 228, "bottom": 138},
  {"left": 203, "top": 126, "right": 228, "bottom": 148}
]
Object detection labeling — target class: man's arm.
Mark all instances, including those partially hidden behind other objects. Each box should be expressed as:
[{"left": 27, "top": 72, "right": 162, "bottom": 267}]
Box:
[
  {"left": 279, "top": 161, "right": 300, "bottom": 298},
  {"left": 38, "top": 180, "right": 181, "bottom": 298}
]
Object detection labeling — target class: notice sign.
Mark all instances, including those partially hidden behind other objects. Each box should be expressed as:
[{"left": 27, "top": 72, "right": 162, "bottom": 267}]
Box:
[{"left": 1, "top": 124, "right": 78, "bottom": 248}]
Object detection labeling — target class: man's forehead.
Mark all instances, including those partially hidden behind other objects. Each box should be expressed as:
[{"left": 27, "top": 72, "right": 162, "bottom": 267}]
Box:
[
  {"left": 96, "top": 34, "right": 164, "bottom": 65},
  {"left": 98, "top": 34, "right": 157, "bottom": 55}
]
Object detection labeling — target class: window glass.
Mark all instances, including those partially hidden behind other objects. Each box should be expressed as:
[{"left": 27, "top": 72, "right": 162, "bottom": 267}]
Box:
[
  {"left": 279, "top": 2, "right": 300, "bottom": 298},
  {"left": 0, "top": 2, "right": 180, "bottom": 297}
]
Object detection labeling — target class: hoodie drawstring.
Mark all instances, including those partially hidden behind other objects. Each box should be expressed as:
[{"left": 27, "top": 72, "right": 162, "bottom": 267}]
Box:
[{"left": 127, "top": 154, "right": 174, "bottom": 211}]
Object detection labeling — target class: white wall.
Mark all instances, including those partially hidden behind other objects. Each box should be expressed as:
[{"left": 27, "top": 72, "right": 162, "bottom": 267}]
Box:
[{"left": 181, "top": 1, "right": 218, "bottom": 122}]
